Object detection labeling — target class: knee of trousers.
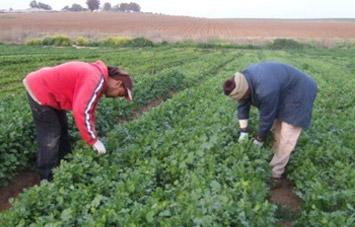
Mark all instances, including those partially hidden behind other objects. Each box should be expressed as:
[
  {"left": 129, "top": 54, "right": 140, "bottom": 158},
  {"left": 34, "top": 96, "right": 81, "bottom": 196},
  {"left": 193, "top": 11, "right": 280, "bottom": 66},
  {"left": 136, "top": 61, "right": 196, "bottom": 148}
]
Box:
[
  {"left": 40, "top": 135, "right": 61, "bottom": 151},
  {"left": 278, "top": 133, "right": 297, "bottom": 146}
]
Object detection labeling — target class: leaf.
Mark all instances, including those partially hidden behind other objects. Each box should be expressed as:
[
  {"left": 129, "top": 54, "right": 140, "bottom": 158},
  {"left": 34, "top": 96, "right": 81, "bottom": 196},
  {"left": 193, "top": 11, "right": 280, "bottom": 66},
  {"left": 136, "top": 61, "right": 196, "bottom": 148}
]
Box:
[
  {"left": 145, "top": 210, "right": 155, "bottom": 223},
  {"left": 60, "top": 208, "right": 73, "bottom": 222},
  {"left": 210, "top": 180, "right": 221, "bottom": 192},
  {"left": 159, "top": 210, "right": 171, "bottom": 217}
]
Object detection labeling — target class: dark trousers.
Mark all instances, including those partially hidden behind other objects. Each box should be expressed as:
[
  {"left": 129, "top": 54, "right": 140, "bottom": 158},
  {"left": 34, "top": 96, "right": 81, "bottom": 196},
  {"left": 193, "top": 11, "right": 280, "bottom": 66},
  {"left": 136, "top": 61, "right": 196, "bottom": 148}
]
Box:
[{"left": 27, "top": 94, "right": 71, "bottom": 181}]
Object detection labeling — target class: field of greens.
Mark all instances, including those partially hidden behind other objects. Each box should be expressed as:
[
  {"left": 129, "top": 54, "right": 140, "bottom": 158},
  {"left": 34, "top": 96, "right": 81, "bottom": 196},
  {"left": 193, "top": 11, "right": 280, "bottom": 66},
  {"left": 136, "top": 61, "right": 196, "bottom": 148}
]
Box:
[{"left": 0, "top": 43, "right": 354, "bottom": 226}]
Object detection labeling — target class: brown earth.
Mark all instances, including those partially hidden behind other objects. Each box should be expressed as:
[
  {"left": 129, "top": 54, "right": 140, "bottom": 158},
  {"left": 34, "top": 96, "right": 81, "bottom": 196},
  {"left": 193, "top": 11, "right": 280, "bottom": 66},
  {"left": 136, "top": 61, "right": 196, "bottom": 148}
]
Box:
[
  {"left": 271, "top": 178, "right": 302, "bottom": 213},
  {"left": 0, "top": 169, "right": 40, "bottom": 211},
  {"left": 271, "top": 177, "right": 303, "bottom": 226},
  {"left": 0, "top": 12, "right": 355, "bottom": 45}
]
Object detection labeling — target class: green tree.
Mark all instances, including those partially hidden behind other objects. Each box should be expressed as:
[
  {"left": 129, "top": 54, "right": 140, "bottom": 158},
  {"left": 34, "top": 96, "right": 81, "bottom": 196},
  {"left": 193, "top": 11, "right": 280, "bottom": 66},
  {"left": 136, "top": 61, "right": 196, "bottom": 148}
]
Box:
[
  {"left": 112, "top": 4, "right": 122, "bottom": 11},
  {"left": 103, "top": 2, "right": 111, "bottom": 11},
  {"left": 29, "top": 0, "right": 38, "bottom": 8},
  {"left": 128, "top": 2, "right": 141, "bottom": 12},
  {"left": 62, "top": 5, "right": 70, "bottom": 11},
  {"left": 120, "top": 3, "right": 129, "bottom": 12},
  {"left": 37, "top": 2, "right": 52, "bottom": 10},
  {"left": 86, "top": 0, "right": 100, "bottom": 12}
]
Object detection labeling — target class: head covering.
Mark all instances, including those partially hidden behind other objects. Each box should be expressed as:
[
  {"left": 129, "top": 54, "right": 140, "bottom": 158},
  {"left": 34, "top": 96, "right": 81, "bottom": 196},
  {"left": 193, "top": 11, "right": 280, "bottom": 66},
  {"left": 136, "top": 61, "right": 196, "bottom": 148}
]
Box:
[
  {"left": 108, "top": 66, "right": 133, "bottom": 101},
  {"left": 117, "top": 74, "right": 133, "bottom": 101},
  {"left": 223, "top": 72, "right": 248, "bottom": 101}
]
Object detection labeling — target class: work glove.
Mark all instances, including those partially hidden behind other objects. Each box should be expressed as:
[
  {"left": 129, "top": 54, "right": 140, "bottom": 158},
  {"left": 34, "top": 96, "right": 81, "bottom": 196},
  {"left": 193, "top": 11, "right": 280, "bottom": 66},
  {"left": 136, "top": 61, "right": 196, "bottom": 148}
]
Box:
[
  {"left": 252, "top": 135, "right": 264, "bottom": 147},
  {"left": 93, "top": 140, "right": 106, "bottom": 155},
  {"left": 238, "top": 128, "right": 249, "bottom": 142}
]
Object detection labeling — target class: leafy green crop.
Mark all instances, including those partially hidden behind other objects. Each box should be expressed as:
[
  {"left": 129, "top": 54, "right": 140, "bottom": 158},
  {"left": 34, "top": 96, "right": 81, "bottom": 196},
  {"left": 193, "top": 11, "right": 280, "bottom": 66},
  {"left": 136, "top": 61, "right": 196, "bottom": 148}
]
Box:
[
  {"left": 1, "top": 54, "right": 276, "bottom": 226},
  {"left": 0, "top": 43, "right": 354, "bottom": 226},
  {"left": 0, "top": 45, "right": 237, "bottom": 186}
]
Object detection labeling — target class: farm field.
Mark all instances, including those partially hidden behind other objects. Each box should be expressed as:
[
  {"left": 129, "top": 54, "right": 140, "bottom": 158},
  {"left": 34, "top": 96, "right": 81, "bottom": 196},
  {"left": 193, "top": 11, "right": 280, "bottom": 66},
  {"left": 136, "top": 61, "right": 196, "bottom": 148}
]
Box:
[
  {"left": 0, "top": 43, "right": 354, "bottom": 226},
  {"left": 1, "top": 12, "right": 355, "bottom": 45}
]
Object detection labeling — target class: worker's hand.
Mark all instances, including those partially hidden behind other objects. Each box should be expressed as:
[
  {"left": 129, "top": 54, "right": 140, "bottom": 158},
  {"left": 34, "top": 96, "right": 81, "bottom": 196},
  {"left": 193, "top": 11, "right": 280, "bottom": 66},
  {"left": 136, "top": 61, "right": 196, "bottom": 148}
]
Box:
[
  {"left": 93, "top": 140, "right": 106, "bottom": 155},
  {"left": 252, "top": 136, "right": 264, "bottom": 147},
  {"left": 238, "top": 128, "right": 249, "bottom": 142}
]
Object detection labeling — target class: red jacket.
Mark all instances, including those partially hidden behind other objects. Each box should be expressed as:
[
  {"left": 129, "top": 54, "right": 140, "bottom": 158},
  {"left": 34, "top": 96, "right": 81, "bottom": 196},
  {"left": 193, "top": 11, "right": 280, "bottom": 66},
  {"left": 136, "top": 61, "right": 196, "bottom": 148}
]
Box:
[{"left": 24, "top": 60, "right": 108, "bottom": 145}]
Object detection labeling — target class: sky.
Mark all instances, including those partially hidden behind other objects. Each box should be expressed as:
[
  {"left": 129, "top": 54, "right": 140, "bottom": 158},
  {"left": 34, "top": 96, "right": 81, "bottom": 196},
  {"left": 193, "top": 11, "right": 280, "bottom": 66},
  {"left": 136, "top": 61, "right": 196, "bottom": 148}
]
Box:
[{"left": 1, "top": 0, "right": 355, "bottom": 19}]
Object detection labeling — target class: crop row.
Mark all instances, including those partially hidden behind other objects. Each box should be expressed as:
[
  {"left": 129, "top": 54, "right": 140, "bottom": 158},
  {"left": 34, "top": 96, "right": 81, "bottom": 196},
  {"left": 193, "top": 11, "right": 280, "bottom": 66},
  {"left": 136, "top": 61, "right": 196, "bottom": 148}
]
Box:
[
  {"left": 0, "top": 48, "right": 238, "bottom": 187},
  {"left": 0, "top": 47, "right": 203, "bottom": 95},
  {"left": 254, "top": 49, "right": 355, "bottom": 226},
  {"left": 286, "top": 55, "right": 355, "bottom": 226},
  {"left": 0, "top": 54, "right": 277, "bottom": 226},
  {"left": 0, "top": 46, "right": 194, "bottom": 68},
  {"left": 247, "top": 49, "right": 355, "bottom": 225},
  {"left": 1, "top": 45, "right": 354, "bottom": 225}
]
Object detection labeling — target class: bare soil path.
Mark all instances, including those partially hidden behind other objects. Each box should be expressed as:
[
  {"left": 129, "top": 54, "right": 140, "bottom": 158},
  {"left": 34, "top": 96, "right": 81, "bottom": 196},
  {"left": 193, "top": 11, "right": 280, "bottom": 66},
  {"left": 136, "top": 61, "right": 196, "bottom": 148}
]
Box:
[
  {"left": 271, "top": 177, "right": 303, "bottom": 226},
  {"left": 0, "top": 169, "right": 40, "bottom": 211}
]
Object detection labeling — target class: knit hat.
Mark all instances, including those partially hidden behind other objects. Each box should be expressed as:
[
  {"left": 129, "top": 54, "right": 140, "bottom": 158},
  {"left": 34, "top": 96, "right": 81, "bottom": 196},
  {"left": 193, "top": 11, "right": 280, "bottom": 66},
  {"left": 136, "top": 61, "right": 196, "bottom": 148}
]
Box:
[{"left": 223, "top": 72, "right": 248, "bottom": 101}]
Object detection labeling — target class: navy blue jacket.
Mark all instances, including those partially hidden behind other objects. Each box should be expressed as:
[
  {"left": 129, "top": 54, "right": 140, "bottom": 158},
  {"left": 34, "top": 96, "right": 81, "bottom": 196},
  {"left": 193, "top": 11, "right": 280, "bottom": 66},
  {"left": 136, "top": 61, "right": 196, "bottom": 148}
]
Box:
[{"left": 237, "top": 62, "right": 318, "bottom": 137}]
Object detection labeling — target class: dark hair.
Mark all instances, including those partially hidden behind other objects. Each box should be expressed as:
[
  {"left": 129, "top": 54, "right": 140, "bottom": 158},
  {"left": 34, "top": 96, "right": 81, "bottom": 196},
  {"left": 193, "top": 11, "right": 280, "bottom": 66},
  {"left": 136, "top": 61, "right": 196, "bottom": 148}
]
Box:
[
  {"left": 107, "top": 66, "right": 133, "bottom": 91},
  {"left": 223, "top": 76, "right": 235, "bottom": 95}
]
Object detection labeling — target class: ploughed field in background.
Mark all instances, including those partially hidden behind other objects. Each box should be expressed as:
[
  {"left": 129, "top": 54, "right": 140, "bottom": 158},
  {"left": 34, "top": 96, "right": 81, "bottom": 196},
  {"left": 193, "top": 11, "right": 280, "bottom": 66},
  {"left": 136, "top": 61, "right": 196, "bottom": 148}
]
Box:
[{"left": 1, "top": 12, "right": 355, "bottom": 45}]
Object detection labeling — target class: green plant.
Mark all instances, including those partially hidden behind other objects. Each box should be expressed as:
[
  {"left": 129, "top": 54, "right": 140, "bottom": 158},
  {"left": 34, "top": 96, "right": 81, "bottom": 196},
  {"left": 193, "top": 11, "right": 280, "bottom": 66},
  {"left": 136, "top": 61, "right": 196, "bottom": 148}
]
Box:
[
  {"left": 0, "top": 43, "right": 354, "bottom": 226},
  {"left": 0, "top": 44, "right": 237, "bottom": 186},
  {"left": 75, "top": 36, "right": 90, "bottom": 46},
  {"left": 102, "top": 36, "right": 131, "bottom": 46},
  {"left": 127, "top": 37, "right": 155, "bottom": 47},
  {"left": 268, "top": 38, "right": 308, "bottom": 50},
  {"left": 26, "top": 38, "right": 43, "bottom": 46},
  {"left": 0, "top": 58, "right": 276, "bottom": 226},
  {"left": 42, "top": 35, "right": 73, "bottom": 46}
]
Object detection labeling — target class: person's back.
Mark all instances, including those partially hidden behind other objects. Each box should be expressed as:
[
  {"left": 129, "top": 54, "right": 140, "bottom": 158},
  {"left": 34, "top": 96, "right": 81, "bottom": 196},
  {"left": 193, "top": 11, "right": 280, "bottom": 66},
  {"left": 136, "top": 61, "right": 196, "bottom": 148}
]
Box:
[
  {"left": 242, "top": 62, "right": 317, "bottom": 127},
  {"left": 24, "top": 61, "right": 107, "bottom": 111},
  {"left": 242, "top": 62, "right": 316, "bottom": 96}
]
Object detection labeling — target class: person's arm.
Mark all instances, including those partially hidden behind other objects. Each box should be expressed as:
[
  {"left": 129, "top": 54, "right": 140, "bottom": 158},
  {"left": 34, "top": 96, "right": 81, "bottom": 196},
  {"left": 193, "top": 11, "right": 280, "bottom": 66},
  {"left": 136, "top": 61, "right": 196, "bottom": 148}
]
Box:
[
  {"left": 237, "top": 99, "right": 251, "bottom": 141},
  {"left": 72, "top": 76, "right": 104, "bottom": 146},
  {"left": 237, "top": 99, "right": 251, "bottom": 128}
]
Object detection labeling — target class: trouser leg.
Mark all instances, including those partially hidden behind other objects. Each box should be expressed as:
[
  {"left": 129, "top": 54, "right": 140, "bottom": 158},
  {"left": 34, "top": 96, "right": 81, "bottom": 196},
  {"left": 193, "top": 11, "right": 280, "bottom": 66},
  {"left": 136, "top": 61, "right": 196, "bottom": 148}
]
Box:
[
  {"left": 27, "top": 94, "right": 61, "bottom": 181},
  {"left": 57, "top": 110, "right": 72, "bottom": 161},
  {"left": 270, "top": 121, "right": 302, "bottom": 178},
  {"left": 271, "top": 120, "right": 282, "bottom": 154}
]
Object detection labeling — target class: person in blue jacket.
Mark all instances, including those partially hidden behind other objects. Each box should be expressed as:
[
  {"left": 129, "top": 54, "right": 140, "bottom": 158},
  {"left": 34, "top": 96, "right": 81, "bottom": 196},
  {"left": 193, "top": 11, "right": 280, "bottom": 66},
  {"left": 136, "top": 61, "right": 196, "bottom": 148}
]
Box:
[{"left": 223, "top": 61, "right": 318, "bottom": 184}]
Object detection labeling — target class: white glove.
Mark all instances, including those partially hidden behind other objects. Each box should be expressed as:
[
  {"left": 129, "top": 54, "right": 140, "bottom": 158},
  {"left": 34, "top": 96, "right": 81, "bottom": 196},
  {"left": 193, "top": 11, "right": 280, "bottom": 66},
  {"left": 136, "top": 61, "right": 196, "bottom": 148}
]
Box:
[
  {"left": 93, "top": 140, "right": 106, "bottom": 155},
  {"left": 252, "top": 138, "right": 264, "bottom": 147},
  {"left": 238, "top": 132, "right": 249, "bottom": 142}
]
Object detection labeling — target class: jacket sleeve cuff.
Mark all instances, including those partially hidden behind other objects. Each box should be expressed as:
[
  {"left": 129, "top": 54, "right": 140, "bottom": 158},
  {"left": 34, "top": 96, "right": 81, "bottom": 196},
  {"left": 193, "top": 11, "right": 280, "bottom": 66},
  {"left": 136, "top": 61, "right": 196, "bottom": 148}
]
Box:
[{"left": 87, "top": 138, "right": 98, "bottom": 146}]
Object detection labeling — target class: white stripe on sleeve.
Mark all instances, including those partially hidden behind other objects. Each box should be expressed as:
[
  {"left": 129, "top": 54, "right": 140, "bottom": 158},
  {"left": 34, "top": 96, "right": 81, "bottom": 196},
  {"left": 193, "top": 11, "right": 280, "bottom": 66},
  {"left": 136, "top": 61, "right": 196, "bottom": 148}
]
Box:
[{"left": 84, "top": 77, "right": 104, "bottom": 140}]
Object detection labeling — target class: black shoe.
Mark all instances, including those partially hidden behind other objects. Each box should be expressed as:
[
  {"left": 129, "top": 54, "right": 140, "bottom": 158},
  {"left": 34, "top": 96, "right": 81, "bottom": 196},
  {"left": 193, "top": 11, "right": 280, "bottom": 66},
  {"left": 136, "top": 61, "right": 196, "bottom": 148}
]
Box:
[{"left": 39, "top": 171, "right": 53, "bottom": 182}]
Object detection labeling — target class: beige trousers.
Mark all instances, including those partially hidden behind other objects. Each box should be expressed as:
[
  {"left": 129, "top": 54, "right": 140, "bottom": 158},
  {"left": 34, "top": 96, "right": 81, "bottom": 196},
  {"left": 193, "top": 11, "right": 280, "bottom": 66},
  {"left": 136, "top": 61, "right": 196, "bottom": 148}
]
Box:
[{"left": 270, "top": 120, "right": 302, "bottom": 178}]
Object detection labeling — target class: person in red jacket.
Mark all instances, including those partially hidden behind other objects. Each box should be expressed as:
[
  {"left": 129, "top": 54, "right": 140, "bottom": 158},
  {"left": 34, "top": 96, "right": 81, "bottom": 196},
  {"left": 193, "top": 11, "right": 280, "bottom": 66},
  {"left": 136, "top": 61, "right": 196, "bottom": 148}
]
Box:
[{"left": 23, "top": 60, "right": 133, "bottom": 181}]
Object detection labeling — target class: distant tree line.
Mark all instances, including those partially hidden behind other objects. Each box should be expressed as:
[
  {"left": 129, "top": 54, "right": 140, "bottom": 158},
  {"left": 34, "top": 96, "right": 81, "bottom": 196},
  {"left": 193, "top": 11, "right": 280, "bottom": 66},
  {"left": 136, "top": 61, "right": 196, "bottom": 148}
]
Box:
[
  {"left": 63, "top": 1, "right": 141, "bottom": 12},
  {"left": 101, "top": 2, "right": 141, "bottom": 12},
  {"left": 62, "top": 4, "right": 88, "bottom": 12},
  {"left": 28, "top": 0, "right": 141, "bottom": 12},
  {"left": 29, "top": 0, "right": 52, "bottom": 10}
]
